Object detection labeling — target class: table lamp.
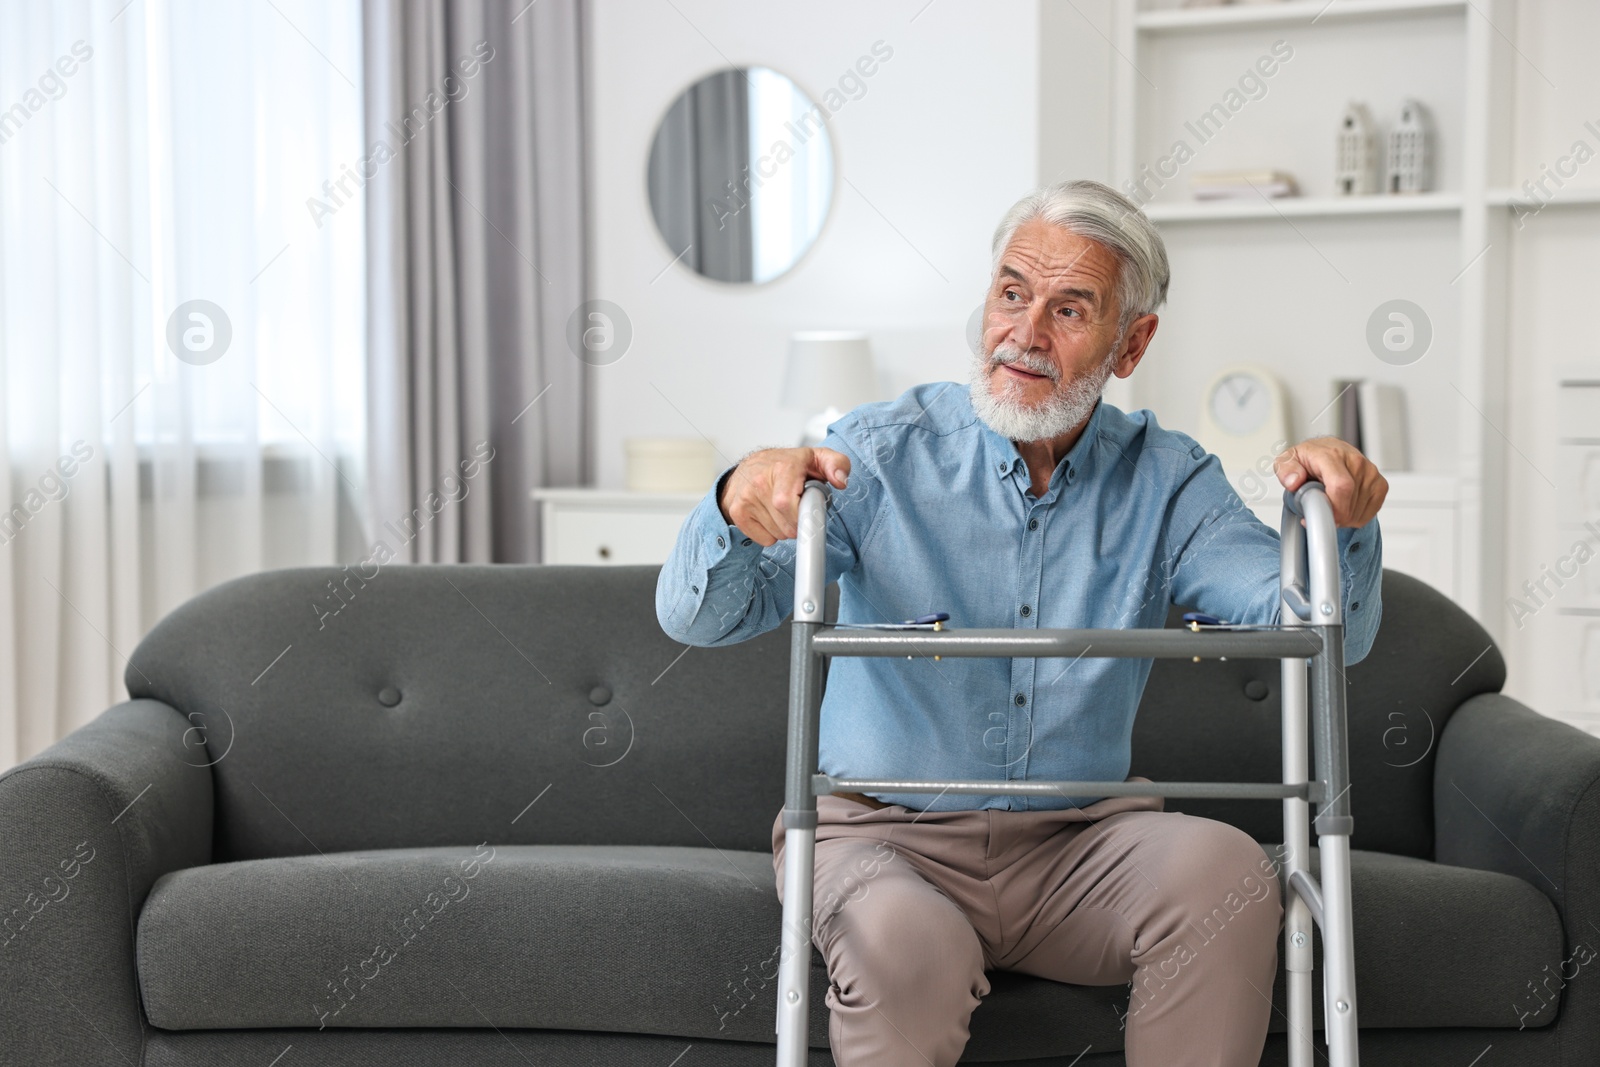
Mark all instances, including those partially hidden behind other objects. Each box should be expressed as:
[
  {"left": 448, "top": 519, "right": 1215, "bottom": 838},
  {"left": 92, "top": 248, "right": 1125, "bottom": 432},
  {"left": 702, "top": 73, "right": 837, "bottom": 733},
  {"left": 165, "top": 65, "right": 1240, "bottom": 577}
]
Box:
[{"left": 782, "top": 331, "right": 878, "bottom": 447}]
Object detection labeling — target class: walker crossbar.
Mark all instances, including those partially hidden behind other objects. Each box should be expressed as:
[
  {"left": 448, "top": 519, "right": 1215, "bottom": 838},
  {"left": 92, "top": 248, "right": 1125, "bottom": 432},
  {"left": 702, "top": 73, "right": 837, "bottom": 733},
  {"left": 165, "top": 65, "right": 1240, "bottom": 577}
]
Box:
[
  {"left": 812, "top": 775, "right": 1314, "bottom": 801},
  {"left": 774, "top": 479, "right": 1360, "bottom": 1066},
  {"left": 811, "top": 627, "right": 1322, "bottom": 659}
]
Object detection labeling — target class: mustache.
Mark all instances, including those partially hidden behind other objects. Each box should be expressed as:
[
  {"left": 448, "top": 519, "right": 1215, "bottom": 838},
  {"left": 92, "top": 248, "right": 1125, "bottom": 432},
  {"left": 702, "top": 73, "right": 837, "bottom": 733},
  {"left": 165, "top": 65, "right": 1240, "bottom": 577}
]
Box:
[{"left": 987, "top": 343, "right": 1060, "bottom": 382}]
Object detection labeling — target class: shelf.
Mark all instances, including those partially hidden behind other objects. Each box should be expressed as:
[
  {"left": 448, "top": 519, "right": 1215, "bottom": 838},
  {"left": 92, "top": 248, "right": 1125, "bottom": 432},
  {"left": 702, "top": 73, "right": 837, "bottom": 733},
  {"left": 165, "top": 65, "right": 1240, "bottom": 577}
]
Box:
[
  {"left": 1487, "top": 186, "right": 1600, "bottom": 209},
  {"left": 1141, "top": 192, "right": 1462, "bottom": 222},
  {"left": 1137, "top": 0, "right": 1466, "bottom": 34}
]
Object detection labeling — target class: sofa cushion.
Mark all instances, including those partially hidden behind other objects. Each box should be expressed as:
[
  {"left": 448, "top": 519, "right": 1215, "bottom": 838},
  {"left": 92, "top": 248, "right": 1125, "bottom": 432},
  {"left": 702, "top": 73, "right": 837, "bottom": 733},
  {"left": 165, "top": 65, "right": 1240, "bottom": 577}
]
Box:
[
  {"left": 134, "top": 842, "right": 1128, "bottom": 1059},
  {"left": 136, "top": 841, "right": 1562, "bottom": 1057}
]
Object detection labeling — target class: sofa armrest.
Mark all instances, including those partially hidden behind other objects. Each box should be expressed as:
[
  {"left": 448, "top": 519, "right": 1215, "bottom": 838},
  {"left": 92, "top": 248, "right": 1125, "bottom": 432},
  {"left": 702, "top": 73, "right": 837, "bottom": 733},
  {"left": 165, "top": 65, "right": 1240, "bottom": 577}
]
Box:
[
  {"left": 0, "top": 699, "right": 213, "bottom": 1067},
  {"left": 1434, "top": 691, "right": 1600, "bottom": 1057}
]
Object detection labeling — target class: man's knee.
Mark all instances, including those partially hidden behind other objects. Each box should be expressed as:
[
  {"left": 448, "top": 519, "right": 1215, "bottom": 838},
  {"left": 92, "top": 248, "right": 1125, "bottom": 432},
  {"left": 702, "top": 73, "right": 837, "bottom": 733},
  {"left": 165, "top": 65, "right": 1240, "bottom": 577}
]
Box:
[
  {"left": 822, "top": 873, "right": 988, "bottom": 999},
  {"left": 822, "top": 875, "right": 988, "bottom": 1067},
  {"left": 1174, "top": 819, "right": 1283, "bottom": 943}
]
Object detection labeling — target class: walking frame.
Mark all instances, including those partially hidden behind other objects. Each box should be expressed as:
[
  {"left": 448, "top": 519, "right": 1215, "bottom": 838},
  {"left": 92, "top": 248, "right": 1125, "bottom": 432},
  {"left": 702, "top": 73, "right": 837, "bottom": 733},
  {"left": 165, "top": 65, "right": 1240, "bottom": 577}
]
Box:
[{"left": 774, "top": 478, "right": 1359, "bottom": 1066}]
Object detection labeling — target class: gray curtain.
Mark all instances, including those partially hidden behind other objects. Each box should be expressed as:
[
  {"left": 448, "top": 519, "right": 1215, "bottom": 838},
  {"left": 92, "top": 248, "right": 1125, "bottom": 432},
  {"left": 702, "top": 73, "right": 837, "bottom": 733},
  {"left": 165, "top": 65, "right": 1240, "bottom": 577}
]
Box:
[
  {"left": 364, "top": 0, "right": 588, "bottom": 564},
  {"left": 646, "top": 68, "right": 753, "bottom": 283}
]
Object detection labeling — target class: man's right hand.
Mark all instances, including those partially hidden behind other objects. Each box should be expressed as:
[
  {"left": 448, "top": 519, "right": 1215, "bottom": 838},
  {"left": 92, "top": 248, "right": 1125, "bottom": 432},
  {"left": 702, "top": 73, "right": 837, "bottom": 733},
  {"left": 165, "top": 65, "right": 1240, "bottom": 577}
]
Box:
[{"left": 716, "top": 447, "right": 851, "bottom": 547}]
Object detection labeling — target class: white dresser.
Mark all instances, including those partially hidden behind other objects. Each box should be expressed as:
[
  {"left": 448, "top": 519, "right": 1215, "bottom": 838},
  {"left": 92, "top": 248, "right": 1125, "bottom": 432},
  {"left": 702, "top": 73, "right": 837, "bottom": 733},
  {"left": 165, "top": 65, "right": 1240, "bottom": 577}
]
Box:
[
  {"left": 534, "top": 477, "right": 1462, "bottom": 600},
  {"left": 1555, "top": 373, "right": 1600, "bottom": 719},
  {"left": 1353, "top": 473, "right": 1459, "bottom": 604},
  {"left": 531, "top": 487, "right": 704, "bottom": 565},
  {"left": 1215, "top": 472, "right": 1459, "bottom": 603}
]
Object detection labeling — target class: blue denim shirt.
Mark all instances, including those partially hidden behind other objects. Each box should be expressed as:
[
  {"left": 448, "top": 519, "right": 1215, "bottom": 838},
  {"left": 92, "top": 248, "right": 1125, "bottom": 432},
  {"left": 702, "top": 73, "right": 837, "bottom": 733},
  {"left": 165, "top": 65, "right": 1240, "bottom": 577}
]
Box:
[{"left": 655, "top": 380, "right": 1383, "bottom": 811}]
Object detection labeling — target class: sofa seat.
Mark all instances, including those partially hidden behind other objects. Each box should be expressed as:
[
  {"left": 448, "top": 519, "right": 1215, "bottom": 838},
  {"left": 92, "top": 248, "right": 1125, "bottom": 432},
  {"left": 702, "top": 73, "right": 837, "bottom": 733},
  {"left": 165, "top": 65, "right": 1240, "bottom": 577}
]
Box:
[{"left": 135, "top": 841, "right": 1562, "bottom": 1060}]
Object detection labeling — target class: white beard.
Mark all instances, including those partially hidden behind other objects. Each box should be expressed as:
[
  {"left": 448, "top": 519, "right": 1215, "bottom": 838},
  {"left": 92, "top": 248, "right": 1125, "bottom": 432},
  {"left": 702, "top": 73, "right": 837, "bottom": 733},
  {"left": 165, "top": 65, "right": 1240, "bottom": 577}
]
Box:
[{"left": 967, "top": 338, "right": 1120, "bottom": 443}]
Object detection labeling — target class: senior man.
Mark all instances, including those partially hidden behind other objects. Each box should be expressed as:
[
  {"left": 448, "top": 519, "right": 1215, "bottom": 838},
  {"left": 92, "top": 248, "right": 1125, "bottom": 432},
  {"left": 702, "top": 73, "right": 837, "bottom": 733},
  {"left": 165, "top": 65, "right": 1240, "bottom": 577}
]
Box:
[{"left": 655, "top": 178, "right": 1386, "bottom": 1067}]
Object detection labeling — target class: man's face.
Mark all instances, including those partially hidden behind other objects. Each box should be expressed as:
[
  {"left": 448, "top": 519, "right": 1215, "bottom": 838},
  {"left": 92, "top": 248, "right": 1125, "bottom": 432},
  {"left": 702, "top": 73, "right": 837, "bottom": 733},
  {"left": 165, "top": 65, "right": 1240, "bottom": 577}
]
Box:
[{"left": 976, "top": 218, "right": 1128, "bottom": 406}]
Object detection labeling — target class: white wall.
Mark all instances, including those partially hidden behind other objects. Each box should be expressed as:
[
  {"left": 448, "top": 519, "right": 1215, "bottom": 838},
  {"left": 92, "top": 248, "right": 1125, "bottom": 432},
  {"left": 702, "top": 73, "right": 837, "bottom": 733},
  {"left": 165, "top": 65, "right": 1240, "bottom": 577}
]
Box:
[{"left": 585, "top": 0, "right": 1040, "bottom": 487}]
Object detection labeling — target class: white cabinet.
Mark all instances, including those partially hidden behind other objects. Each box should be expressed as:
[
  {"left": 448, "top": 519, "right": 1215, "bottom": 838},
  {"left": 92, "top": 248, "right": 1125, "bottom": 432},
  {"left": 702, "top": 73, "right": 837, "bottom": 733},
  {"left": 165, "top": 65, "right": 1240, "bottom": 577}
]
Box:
[
  {"left": 1366, "top": 474, "right": 1458, "bottom": 601},
  {"left": 1554, "top": 374, "right": 1600, "bottom": 718},
  {"left": 1246, "top": 472, "right": 1459, "bottom": 599},
  {"left": 538, "top": 478, "right": 1459, "bottom": 608},
  {"left": 531, "top": 488, "right": 703, "bottom": 565},
  {"left": 1375, "top": 507, "right": 1456, "bottom": 600}
]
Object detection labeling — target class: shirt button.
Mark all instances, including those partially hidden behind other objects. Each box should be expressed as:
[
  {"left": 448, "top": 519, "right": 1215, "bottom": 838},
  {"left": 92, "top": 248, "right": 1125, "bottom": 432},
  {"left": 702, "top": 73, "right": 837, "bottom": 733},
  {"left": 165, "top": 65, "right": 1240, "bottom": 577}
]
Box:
[
  {"left": 716, "top": 535, "right": 725, "bottom": 548},
  {"left": 998, "top": 462, "right": 1007, "bottom": 473},
  {"left": 742, "top": 538, "right": 752, "bottom": 546},
  {"left": 1028, "top": 517, "right": 1039, "bottom": 531},
  {"left": 1020, "top": 605, "right": 1031, "bottom": 617},
  {"left": 1350, "top": 542, "right": 1362, "bottom": 553},
  {"left": 1351, "top": 601, "right": 1360, "bottom": 611},
  {"left": 1014, "top": 692, "right": 1026, "bottom": 706},
  {"left": 691, "top": 585, "right": 699, "bottom": 594}
]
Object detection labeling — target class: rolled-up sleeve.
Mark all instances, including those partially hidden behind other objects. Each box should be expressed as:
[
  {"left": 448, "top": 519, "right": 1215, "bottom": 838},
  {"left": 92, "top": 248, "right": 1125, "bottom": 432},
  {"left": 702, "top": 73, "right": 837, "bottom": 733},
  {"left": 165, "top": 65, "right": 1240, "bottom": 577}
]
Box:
[
  {"left": 655, "top": 421, "right": 884, "bottom": 647},
  {"left": 654, "top": 462, "right": 771, "bottom": 646},
  {"left": 1162, "top": 451, "right": 1385, "bottom": 664}
]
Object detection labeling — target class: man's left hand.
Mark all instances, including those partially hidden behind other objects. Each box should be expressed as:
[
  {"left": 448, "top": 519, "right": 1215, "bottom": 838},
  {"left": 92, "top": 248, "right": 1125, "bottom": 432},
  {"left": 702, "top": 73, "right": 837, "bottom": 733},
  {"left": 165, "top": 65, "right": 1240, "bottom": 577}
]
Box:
[{"left": 1273, "top": 437, "right": 1388, "bottom": 529}]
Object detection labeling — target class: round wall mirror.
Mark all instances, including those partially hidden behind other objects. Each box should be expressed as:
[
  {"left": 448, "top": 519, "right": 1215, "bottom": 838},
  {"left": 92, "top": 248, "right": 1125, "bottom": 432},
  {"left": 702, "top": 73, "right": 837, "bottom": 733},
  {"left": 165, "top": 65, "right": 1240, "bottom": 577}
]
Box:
[{"left": 646, "top": 66, "right": 835, "bottom": 285}]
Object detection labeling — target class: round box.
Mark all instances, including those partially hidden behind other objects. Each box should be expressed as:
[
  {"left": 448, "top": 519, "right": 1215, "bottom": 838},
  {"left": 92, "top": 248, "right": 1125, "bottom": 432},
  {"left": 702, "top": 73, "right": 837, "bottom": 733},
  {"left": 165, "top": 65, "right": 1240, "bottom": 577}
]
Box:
[{"left": 625, "top": 437, "right": 718, "bottom": 492}]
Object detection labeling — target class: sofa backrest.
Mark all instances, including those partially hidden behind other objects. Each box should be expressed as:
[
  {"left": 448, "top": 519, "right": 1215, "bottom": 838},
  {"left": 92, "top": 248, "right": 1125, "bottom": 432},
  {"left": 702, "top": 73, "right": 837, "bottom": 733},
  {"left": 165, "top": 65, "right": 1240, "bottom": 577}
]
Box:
[
  {"left": 127, "top": 564, "right": 807, "bottom": 860},
  {"left": 1140, "top": 569, "right": 1504, "bottom": 858},
  {"left": 125, "top": 564, "right": 1501, "bottom": 861}
]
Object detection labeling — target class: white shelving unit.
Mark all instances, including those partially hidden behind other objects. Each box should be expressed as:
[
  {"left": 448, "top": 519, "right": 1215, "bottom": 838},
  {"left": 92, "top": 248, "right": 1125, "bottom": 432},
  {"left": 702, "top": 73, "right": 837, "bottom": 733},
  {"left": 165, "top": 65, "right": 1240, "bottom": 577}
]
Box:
[{"left": 1092, "top": 0, "right": 1519, "bottom": 636}]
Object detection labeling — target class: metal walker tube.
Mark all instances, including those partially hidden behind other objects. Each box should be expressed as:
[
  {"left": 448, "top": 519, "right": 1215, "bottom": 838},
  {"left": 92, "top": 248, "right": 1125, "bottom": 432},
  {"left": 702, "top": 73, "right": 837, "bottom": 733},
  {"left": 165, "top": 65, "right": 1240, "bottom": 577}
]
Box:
[
  {"left": 775, "top": 481, "right": 830, "bottom": 1065},
  {"left": 1280, "top": 493, "right": 1317, "bottom": 1067},
  {"left": 1292, "top": 484, "right": 1361, "bottom": 1065}
]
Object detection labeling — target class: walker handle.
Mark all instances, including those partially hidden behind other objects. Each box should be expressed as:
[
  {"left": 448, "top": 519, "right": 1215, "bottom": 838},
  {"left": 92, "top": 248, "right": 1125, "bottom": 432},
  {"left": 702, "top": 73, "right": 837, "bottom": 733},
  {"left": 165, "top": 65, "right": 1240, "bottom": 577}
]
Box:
[
  {"left": 1279, "top": 481, "right": 1341, "bottom": 625},
  {"left": 793, "top": 479, "right": 832, "bottom": 624}
]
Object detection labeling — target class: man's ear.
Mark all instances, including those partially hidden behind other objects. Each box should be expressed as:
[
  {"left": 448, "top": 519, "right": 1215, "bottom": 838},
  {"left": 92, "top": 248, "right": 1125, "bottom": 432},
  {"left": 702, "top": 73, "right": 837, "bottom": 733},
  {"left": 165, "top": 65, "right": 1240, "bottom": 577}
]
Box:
[{"left": 1111, "top": 313, "right": 1158, "bottom": 379}]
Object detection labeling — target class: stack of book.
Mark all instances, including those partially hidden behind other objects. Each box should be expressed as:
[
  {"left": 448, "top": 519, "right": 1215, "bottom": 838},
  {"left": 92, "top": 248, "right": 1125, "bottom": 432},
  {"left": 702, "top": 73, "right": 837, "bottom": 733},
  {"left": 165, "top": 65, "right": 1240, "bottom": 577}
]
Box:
[
  {"left": 1331, "top": 378, "right": 1409, "bottom": 471},
  {"left": 1189, "top": 169, "right": 1298, "bottom": 200}
]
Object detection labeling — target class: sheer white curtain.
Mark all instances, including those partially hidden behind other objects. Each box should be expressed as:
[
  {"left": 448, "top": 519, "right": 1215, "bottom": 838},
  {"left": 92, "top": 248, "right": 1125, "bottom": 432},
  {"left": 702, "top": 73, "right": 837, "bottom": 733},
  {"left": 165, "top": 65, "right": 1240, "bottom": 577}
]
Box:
[{"left": 0, "top": 0, "right": 367, "bottom": 770}]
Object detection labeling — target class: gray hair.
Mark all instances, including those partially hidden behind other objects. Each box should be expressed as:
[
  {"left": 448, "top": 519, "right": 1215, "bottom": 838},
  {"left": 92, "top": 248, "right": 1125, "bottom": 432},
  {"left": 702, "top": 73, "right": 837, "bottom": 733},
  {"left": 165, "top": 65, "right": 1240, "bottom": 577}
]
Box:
[{"left": 989, "top": 179, "right": 1171, "bottom": 335}]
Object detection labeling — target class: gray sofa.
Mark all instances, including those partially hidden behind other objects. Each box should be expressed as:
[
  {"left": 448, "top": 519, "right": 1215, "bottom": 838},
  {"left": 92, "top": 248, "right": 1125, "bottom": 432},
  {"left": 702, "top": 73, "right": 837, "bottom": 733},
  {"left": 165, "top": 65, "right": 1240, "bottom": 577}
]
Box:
[{"left": 2, "top": 562, "right": 1596, "bottom": 1066}]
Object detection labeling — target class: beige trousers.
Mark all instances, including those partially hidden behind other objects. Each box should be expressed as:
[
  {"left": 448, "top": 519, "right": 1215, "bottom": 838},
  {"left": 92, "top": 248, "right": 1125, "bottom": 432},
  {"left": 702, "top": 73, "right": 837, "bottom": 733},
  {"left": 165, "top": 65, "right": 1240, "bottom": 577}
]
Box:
[{"left": 771, "top": 790, "right": 1284, "bottom": 1067}]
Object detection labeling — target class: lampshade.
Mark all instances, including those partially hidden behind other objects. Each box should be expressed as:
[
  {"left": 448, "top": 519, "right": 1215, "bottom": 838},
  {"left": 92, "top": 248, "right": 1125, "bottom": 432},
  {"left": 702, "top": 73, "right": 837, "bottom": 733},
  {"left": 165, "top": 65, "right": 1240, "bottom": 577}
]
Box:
[{"left": 781, "top": 331, "right": 877, "bottom": 411}]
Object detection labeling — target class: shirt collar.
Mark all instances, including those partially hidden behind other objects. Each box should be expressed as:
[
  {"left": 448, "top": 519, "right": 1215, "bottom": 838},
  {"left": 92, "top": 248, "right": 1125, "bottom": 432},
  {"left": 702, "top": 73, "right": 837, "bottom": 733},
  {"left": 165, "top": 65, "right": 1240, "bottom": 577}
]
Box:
[{"left": 973, "top": 390, "right": 1106, "bottom": 490}]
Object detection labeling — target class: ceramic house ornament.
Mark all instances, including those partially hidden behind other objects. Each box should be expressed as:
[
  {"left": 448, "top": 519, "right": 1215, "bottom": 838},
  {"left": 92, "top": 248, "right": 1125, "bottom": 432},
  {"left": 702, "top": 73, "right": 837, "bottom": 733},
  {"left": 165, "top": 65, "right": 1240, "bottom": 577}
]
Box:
[
  {"left": 1336, "top": 102, "right": 1378, "bottom": 195},
  {"left": 1386, "top": 98, "right": 1434, "bottom": 194}
]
